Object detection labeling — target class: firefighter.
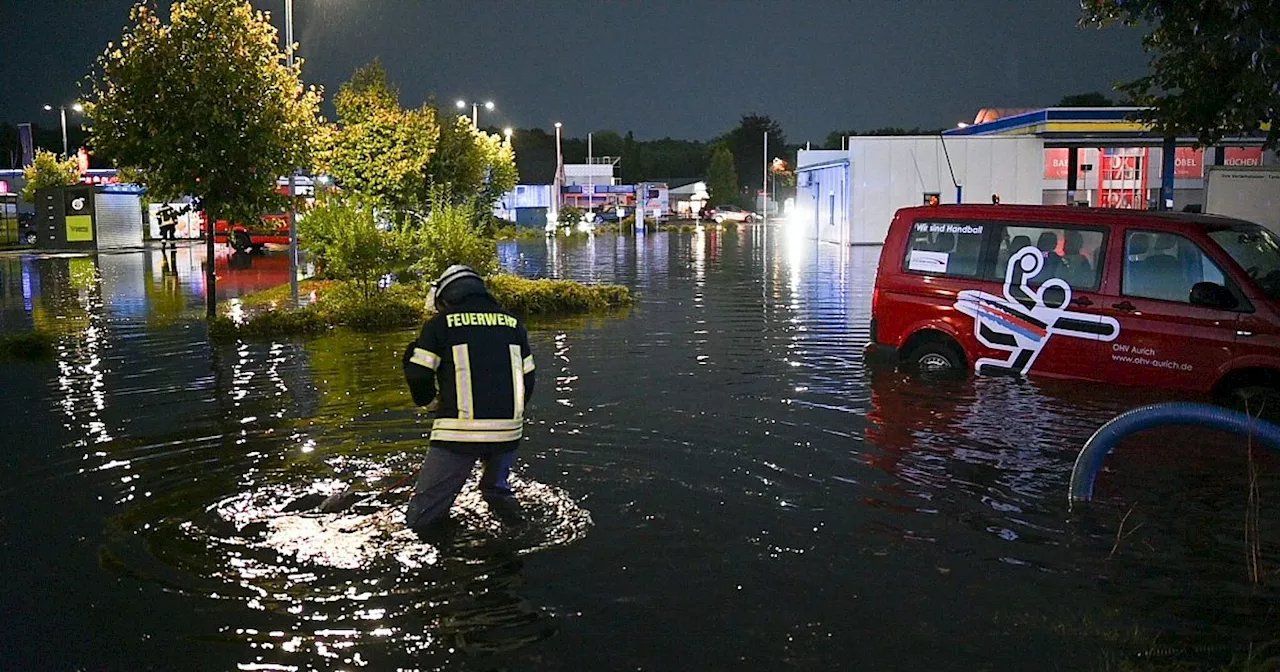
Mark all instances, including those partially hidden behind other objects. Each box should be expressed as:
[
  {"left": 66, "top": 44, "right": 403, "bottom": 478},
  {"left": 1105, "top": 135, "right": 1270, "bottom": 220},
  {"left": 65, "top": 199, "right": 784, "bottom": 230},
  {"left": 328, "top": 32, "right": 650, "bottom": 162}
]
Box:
[{"left": 402, "top": 265, "right": 536, "bottom": 539}]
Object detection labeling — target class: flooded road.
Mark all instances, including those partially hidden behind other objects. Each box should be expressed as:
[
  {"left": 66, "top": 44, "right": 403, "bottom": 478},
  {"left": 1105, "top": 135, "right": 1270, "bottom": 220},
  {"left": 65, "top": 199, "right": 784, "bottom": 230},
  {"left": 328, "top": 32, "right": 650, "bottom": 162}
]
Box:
[{"left": 1, "top": 229, "right": 1278, "bottom": 671}]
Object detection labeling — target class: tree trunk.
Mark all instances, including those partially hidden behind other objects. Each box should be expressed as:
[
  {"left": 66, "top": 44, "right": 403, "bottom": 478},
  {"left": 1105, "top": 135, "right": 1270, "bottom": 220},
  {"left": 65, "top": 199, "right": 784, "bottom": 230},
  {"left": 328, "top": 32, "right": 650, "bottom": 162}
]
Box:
[{"left": 206, "top": 207, "right": 217, "bottom": 318}]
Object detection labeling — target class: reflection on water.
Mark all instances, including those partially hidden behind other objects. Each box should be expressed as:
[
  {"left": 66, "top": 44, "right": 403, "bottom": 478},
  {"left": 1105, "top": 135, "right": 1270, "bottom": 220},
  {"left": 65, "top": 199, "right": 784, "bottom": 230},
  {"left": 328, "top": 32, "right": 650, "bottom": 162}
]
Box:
[{"left": 2, "top": 230, "right": 1280, "bottom": 670}]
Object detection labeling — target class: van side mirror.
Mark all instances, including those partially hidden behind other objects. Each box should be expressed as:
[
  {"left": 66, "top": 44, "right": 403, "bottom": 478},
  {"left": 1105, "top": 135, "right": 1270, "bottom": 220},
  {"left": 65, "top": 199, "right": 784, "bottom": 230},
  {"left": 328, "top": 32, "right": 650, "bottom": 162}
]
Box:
[{"left": 1189, "top": 282, "right": 1238, "bottom": 310}]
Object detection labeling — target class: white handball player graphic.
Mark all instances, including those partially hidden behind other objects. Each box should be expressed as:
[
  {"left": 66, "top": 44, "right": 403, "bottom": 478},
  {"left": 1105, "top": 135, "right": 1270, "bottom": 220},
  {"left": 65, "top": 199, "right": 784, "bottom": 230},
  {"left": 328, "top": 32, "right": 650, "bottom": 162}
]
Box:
[{"left": 954, "top": 245, "right": 1120, "bottom": 376}]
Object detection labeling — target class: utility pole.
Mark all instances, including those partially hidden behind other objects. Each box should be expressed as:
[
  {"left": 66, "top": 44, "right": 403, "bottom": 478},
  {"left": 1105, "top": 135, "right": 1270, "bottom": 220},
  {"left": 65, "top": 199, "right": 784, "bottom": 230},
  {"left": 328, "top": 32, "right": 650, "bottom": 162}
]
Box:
[
  {"left": 763, "top": 131, "right": 768, "bottom": 226},
  {"left": 285, "top": 0, "right": 299, "bottom": 306}
]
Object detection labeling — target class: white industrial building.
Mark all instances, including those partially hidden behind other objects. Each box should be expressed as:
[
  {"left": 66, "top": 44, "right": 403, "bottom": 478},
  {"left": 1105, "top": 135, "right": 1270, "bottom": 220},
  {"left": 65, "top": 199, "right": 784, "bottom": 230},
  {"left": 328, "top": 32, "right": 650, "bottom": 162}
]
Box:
[
  {"left": 795, "top": 136, "right": 1042, "bottom": 245},
  {"left": 796, "top": 107, "right": 1274, "bottom": 246}
]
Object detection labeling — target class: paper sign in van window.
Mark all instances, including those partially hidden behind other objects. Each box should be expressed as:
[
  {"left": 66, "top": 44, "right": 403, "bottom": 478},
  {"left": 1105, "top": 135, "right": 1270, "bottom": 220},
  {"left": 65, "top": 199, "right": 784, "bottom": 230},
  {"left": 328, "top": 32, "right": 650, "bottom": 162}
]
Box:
[{"left": 908, "top": 250, "right": 949, "bottom": 274}]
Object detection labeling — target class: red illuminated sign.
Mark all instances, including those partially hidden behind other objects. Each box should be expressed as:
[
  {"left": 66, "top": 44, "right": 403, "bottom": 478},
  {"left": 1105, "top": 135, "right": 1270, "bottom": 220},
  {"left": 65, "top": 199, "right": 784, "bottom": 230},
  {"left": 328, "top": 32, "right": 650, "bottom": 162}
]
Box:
[
  {"left": 1224, "top": 147, "right": 1264, "bottom": 166},
  {"left": 1174, "top": 147, "right": 1203, "bottom": 179},
  {"left": 1044, "top": 148, "right": 1089, "bottom": 180}
]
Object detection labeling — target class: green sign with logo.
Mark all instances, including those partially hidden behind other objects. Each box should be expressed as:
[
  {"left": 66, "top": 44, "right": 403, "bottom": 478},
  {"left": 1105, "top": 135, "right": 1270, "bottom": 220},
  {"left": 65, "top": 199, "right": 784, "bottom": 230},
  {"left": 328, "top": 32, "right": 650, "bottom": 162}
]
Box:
[
  {"left": 63, "top": 189, "right": 95, "bottom": 243},
  {"left": 66, "top": 215, "right": 94, "bottom": 242}
]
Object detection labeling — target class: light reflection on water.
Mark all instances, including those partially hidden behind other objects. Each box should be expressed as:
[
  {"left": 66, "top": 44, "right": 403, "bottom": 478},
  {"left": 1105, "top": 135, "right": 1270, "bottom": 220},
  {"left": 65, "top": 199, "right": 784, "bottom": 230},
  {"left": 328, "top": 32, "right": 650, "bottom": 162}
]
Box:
[{"left": 2, "top": 229, "right": 1280, "bottom": 670}]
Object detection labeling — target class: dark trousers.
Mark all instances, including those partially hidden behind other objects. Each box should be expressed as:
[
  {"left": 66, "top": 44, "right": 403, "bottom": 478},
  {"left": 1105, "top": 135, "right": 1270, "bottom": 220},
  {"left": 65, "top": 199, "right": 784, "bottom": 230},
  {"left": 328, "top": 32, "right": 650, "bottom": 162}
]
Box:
[
  {"left": 405, "top": 445, "right": 516, "bottom": 530},
  {"left": 160, "top": 224, "right": 177, "bottom": 240}
]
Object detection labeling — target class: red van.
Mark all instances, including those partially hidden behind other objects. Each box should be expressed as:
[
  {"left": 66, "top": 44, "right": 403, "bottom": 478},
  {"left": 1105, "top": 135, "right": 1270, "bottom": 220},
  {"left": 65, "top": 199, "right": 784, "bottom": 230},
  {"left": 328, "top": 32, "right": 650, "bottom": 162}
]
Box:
[{"left": 866, "top": 204, "right": 1280, "bottom": 398}]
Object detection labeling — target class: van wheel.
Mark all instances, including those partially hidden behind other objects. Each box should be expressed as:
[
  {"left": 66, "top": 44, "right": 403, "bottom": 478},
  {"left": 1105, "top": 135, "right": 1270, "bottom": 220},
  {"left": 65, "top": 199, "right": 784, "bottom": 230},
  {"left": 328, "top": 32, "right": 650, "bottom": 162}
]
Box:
[
  {"left": 231, "top": 230, "right": 252, "bottom": 252},
  {"left": 904, "top": 340, "right": 964, "bottom": 375}
]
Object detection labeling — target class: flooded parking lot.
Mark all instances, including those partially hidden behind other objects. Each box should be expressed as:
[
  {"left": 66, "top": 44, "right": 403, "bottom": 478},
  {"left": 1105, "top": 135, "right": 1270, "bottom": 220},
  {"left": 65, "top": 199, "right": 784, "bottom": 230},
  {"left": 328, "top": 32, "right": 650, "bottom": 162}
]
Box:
[{"left": 1, "top": 227, "right": 1277, "bottom": 671}]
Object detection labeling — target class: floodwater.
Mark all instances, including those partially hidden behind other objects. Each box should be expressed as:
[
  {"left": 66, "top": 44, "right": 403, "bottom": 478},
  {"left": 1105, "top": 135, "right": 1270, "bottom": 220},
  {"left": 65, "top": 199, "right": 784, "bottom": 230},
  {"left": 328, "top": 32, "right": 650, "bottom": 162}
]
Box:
[{"left": 1, "top": 230, "right": 1278, "bottom": 671}]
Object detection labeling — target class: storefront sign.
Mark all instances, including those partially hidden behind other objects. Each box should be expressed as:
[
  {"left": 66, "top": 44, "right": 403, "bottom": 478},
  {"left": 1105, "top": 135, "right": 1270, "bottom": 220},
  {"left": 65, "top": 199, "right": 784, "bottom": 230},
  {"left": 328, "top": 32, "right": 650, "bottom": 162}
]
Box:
[
  {"left": 1174, "top": 147, "right": 1203, "bottom": 179},
  {"left": 1225, "top": 147, "right": 1264, "bottom": 166},
  {"left": 1044, "top": 148, "right": 1088, "bottom": 180}
]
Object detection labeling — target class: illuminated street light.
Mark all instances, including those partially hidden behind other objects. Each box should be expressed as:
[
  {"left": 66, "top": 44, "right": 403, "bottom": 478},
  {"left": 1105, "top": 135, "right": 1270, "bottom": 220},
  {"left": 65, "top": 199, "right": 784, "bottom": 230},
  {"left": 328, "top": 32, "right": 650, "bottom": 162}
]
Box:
[
  {"left": 456, "top": 99, "right": 495, "bottom": 127},
  {"left": 42, "top": 103, "right": 82, "bottom": 157},
  {"left": 553, "top": 122, "right": 564, "bottom": 216},
  {"left": 503, "top": 127, "right": 513, "bottom": 143}
]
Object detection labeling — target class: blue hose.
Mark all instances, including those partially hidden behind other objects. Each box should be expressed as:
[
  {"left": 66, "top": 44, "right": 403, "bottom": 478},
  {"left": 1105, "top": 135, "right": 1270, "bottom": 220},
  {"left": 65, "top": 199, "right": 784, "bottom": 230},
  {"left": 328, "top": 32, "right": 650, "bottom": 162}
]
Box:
[{"left": 1069, "top": 402, "right": 1280, "bottom": 504}]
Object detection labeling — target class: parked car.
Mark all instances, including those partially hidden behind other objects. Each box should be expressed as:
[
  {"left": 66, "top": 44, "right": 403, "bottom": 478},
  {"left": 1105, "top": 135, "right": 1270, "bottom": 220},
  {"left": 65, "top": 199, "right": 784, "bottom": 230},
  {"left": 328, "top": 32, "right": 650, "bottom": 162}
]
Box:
[
  {"left": 707, "top": 204, "right": 756, "bottom": 223},
  {"left": 866, "top": 204, "right": 1280, "bottom": 400},
  {"left": 592, "top": 208, "right": 621, "bottom": 224},
  {"left": 18, "top": 212, "right": 37, "bottom": 245}
]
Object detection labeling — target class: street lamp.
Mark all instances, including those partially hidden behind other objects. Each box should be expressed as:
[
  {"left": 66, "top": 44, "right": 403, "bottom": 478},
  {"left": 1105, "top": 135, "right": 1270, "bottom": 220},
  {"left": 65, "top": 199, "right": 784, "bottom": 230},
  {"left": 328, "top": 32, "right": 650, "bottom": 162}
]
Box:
[
  {"left": 456, "top": 99, "right": 495, "bottom": 127},
  {"left": 42, "top": 103, "right": 82, "bottom": 157},
  {"left": 553, "top": 122, "right": 563, "bottom": 216}
]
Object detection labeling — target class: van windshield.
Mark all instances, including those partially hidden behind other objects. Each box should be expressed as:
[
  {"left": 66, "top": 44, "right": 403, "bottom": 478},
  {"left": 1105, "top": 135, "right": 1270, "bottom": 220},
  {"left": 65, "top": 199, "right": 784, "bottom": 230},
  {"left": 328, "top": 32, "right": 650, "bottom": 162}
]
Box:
[{"left": 1208, "top": 225, "right": 1280, "bottom": 300}]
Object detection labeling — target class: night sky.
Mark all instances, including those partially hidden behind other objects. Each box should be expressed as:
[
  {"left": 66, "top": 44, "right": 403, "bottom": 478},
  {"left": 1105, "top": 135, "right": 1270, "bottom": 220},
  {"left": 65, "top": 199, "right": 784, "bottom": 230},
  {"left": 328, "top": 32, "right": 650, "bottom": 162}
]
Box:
[{"left": 1, "top": 0, "right": 1149, "bottom": 143}]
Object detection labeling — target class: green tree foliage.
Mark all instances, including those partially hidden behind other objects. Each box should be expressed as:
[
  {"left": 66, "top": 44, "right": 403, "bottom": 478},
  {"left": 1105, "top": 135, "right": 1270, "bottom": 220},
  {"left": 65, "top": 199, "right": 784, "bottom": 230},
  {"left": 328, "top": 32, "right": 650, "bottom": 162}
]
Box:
[
  {"left": 557, "top": 205, "right": 584, "bottom": 227},
  {"left": 721, "top": 115, "right": 786, "bottom": 194},
  {"left": 316, "top": 61, "right": 438, "bottom": 211},
  {"left": 1083, "top": 0, "right": 1280, "bottom": 148},
  {"left": 411, "top": 187, "right": 498, "bottom": 281},
  {"left": 21, "top": 149, "right": 80, "bottom": 202},
  {"left": 511, "top": 128, "right": 708, "bottom": 185},
  {"left": 86, "top": 0, "right": 322, "bottom": 224},
  {"left": 707, "top": 145, "right": 738, "bottom": 206},
  {"left": 1056, "top": 91, "right": 1115, "bottom": 107},
  {"left": 425, "top": 112, "right": 517, "bottom": 211},
  {"left": 297, "top": 196, "right": 396, "bottom": 298},
  {"left": 476, "top": 129, "right": 518, "bottom": 214}
]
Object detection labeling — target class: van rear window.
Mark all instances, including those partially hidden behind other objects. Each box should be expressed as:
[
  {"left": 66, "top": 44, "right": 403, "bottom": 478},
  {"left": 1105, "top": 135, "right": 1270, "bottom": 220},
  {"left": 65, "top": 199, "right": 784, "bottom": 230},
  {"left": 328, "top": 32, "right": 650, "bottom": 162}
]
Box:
[{"left": 902, "top": 221, "right": 985, "bottom": 278}]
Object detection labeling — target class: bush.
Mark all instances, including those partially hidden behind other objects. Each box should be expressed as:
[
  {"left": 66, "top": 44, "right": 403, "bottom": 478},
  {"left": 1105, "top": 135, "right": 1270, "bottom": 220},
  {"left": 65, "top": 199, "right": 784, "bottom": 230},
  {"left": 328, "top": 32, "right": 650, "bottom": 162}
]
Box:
[
  {"left": 322, "top": 281, "right": 425, "bottom": 331},
  {"left": 557, "top": 205, "right": 584, "bottom": 227},
  {"left": 409, "top": 188, "right": 498, "bottom": 281},
  {"left": 0, "top": 330, "right": 56, "bottom": 361},
  {"left": 21, "top": 150, "right": 80, "bottom": 202},
  {"left": 211, "top": 280, "right": 426, "bottom": 340},
  {"left": 487, "top": 274, "right": 632, "bottom": 315},
  {"left": 300, "top": 197, "right": 406, "bottom": 297},
  {"left": 493, "top": 224, "right": 545, "bottom": 241},
  {"left": 210, "top": 305, "right": 330, "bottom": 340}
]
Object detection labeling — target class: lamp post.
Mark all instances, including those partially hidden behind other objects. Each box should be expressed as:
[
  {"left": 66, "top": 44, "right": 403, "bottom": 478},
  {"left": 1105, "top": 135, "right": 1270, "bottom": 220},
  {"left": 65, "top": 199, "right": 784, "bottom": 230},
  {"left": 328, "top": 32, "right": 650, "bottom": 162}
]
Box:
[
  {"left": 42, "top": 102, "right": 82, "bottom": 158},
  {"left": 555, "top": 122, "right": 563, "bottom": 211},
  {"left": 284, "top": 0, "right": 299, "bottom": 306},
  {"left": 456, "top": 99, "right": 495, "bottom": 127}
]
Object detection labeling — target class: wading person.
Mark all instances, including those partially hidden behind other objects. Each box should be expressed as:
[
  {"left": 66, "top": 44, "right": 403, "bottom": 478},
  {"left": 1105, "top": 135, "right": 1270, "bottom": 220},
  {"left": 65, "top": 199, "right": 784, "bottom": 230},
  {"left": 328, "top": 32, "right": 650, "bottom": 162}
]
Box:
[
  {"left": 402, "top": 265, "right": 536, "bottom": 540},
  {"left": 157, "top": 203, "right": 178, "bottom": 243}
]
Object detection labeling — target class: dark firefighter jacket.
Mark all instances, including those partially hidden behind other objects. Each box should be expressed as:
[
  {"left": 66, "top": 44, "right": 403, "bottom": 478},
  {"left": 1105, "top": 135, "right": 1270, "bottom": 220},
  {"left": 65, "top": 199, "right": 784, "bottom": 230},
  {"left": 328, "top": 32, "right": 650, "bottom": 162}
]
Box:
[{"left": 402, "top": 293, "right": 535, "bottom": 456}]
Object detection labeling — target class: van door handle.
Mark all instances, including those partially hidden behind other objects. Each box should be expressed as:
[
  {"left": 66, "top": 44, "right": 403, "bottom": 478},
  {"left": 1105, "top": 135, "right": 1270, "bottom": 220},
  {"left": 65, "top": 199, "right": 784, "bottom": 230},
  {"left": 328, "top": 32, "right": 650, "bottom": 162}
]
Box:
[
  {"left": 1071, "top": 296, "right": 1093, "bottom": 307},
  {"left": 1112, "top": 301, "right": 1136, "bottom": 311}
]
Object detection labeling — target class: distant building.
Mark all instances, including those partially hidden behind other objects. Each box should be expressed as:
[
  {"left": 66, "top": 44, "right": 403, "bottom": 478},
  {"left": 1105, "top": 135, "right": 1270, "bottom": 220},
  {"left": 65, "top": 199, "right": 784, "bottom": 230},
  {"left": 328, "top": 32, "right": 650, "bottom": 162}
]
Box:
[{"left": 667, "top": 180, "right": 708, "bottom": 216}]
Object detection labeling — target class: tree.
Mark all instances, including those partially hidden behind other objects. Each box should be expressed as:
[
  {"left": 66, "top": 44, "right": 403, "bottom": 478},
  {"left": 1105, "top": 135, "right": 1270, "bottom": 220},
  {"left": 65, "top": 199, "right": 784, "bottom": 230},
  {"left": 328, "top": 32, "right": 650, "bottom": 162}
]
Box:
[
  {"left": 707, "top": 145, "right": 738, "bottom": 206},
  {"left": 424, "top": 112, "right": 517, "bottom": 213},
  {"left": 1056, "top": 91, "right": 1114, "bottom": 107},
  {"left": 316, "top": 61, "right": 439, "bottom": 211},
  {"left": 721, "top": 114, "right": 786, "bottom": 195},
  {"left": 21, "top": 149, "right": 80, "bottom": 202},
  {"left": 87, "top": 0, "right": 321, "bottom": 316},
  {"left": 1083, "top": 0, "right": 1280, "bottom": 149}
]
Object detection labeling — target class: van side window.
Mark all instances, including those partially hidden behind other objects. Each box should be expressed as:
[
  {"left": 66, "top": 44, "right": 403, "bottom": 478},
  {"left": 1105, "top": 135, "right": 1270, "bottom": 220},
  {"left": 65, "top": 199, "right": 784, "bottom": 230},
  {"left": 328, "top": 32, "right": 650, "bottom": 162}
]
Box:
[
  {"left": 1122, "top": 231, "right": 1228, "bottom": 303},
  {"left": 990, "top": 224, "right": 1105, "bottom": 291},
  {"left": 901, "top": 221, "right": 986, "bottom": 278}
]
